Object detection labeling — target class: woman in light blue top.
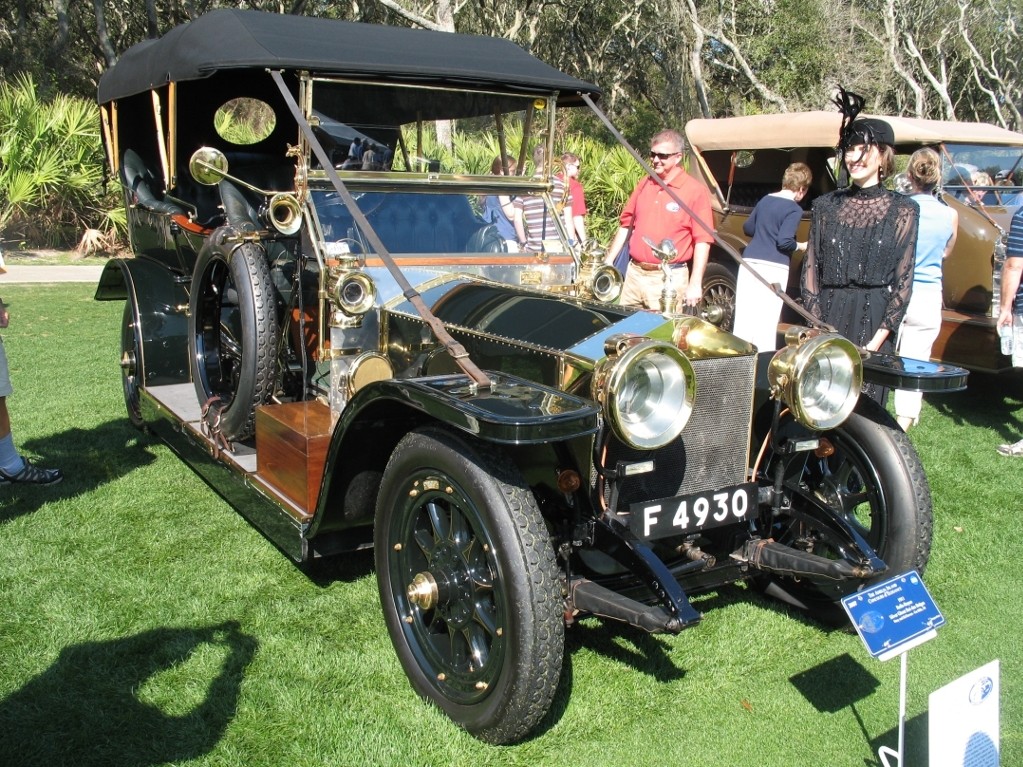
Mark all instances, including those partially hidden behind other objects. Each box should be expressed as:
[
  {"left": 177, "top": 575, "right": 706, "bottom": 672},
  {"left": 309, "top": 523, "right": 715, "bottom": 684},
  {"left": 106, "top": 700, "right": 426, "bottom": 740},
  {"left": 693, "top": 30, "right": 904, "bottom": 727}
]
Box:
[{"left": 895, "top": 147, "right": 959, "bottom": 430}]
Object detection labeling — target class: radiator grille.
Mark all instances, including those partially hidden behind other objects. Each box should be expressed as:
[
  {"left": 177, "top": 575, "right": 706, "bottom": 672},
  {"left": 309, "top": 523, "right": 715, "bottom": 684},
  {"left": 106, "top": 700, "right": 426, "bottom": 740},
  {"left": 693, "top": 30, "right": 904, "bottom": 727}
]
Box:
[{"left": 600, "top": 354, "right": 756, "bottom": 507}]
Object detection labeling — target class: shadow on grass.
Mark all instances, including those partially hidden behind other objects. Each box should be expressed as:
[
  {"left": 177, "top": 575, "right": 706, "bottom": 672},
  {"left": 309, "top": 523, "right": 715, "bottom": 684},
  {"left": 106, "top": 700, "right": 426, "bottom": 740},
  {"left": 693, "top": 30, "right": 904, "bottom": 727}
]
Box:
[
  {"left": 302, "top": 546, "right": 375, "bottom": 587},
  {"left": 790, "top": 653, "right": 881, "bottom": 713},
  {"left": 0, "top": 420, "right": 157, "bottom": 523},
  {"left": 791, "top": 653, "right": 883, "bottom": 762},
  {"left": 0, "top": 621, "right": 257, "bottom": 767},
  {"left": 557, "top": 580, "right": 853, "bottom": 690},
  {"left": 870, "top": 711, "right": 929, "bottom": 767},
  {"left": 930, "top": 368, "right": 1023, "bottom": 442},
  {"left": 564, "top": 617, "right": 685, "bottom": 683},
  {"left": 788, "top": 653, "right": 932, "bottom": 765}
]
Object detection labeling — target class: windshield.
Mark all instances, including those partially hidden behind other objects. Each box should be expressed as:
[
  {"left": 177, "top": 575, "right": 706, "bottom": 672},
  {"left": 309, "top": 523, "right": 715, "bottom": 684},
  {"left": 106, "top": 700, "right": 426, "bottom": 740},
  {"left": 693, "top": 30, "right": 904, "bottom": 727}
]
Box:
[
  {"left": 310, "top": 188, "right": 572, "bottom": 257},
  {"left": 942, "top": 143, "right": 1023, "bottom": 205},
  {"left": 308, "top": 78, "right": 552, "bottom": 178}
]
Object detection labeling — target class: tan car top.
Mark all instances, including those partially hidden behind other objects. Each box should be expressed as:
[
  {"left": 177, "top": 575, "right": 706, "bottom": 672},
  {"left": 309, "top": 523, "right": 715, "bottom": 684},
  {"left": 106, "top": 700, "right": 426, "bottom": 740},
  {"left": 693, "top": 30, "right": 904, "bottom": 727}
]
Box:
[{"left": 685, "top": 111, "right": 1023, "bottom": 150}]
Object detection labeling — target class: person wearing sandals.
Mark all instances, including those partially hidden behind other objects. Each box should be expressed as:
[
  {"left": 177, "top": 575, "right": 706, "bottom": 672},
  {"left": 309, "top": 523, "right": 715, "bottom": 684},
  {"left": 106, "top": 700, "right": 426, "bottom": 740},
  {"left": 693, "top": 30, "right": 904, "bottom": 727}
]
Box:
[
  {"left": 0, "top": 296, "right": 63, "bottom": 485},
  {"left": 996, "top": 206, "right": 1023, "bottom": 456}
]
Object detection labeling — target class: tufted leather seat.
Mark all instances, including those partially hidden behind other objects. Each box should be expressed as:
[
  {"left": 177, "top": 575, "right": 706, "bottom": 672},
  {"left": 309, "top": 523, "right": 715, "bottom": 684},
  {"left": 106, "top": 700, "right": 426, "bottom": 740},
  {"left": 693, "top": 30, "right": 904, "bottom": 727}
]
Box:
[
  {"left": 121, "top": 149, "right": 186, "bottom": 215},
  {"left": 218, "top": 180, "right": 261, "bottom": 232}
]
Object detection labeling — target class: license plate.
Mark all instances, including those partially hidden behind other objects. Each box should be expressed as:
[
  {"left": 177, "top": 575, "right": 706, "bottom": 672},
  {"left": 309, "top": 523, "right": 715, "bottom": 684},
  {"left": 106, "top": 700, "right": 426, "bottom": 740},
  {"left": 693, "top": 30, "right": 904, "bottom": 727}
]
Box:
[{"left": 628, "top": 483, "right": 758, "bottom": 541}]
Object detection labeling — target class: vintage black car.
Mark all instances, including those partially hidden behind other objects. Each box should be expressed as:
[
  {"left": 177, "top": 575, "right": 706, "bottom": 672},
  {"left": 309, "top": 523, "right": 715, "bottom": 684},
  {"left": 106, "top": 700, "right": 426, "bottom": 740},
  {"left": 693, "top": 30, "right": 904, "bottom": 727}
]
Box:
[{"left": 95, "top": 9, "right": 966, "bottom": 744}]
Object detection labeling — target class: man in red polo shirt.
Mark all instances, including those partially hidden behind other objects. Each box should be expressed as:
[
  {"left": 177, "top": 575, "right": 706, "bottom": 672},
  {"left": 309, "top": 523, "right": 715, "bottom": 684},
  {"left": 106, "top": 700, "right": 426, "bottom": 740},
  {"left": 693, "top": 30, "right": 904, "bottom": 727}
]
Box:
[{"left": 605, "top": 129, "right": 714, "bottom": 312}]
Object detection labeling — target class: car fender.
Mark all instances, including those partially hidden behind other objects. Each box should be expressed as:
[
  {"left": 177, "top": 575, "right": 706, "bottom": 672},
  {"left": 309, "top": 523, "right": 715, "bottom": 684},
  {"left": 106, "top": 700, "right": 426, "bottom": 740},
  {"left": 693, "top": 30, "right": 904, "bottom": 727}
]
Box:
[
  {"left": 308, "top": 372, "right": 600, "bottom": 533},
  {"left": 95, "top": 258, "right": 191, "bottom": 386}
]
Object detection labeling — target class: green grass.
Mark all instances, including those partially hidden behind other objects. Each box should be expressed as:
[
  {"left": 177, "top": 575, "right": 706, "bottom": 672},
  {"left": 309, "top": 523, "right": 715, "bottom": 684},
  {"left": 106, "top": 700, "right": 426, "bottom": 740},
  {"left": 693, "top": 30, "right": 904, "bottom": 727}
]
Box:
[
  {"left": 2, "top": 249, "right": 106, "bottom": 265},
  {"left": 1, "top": 283, "right": 1021, "bottom": 766}
]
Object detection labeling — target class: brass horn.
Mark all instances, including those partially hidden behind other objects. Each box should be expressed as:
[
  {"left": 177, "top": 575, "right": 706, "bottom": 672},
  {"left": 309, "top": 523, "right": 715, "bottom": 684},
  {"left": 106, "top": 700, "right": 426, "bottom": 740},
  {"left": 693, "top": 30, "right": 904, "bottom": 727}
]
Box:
[
  {"left": 188, "top": 148, "right": 304, "bottom": 236},
  {"left": 267, "top": 193, "right": 303, "bottom": 235}
]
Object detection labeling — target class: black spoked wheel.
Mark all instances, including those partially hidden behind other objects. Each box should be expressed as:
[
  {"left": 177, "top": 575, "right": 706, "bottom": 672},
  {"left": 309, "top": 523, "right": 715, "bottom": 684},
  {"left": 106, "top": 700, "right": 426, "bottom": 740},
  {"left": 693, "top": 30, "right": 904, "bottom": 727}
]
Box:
[
  {"left": 760, "top": 398, "right": 932, "bottom": 621},
  {"left": 188, "top": 230, "right": 278, "bottom": 441},
  {"left": 700, "top": 261, "right": 736, "bottom": 331},
  {"left": 120, "top": 299, "right": 145, "bottom": 430},
  {"left": 374, "top": 427, "right": 563, "bottom": 744}
]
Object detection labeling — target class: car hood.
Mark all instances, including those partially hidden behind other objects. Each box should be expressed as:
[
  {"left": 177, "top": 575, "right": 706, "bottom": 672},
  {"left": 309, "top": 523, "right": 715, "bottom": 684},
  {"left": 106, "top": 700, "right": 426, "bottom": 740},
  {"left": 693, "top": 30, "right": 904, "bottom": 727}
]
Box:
[{"left": 383, "top": 275, "right": 676, "bottom": 367}]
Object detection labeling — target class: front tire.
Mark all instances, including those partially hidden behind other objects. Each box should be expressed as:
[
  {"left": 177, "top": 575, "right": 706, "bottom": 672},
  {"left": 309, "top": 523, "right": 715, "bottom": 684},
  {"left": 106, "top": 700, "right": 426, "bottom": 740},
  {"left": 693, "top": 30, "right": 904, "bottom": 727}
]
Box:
[
  {"left": 760, "top": 398, "right": 932, "bottom": 620},
  {"left": 374, "top": 427, "right": 563, "bottom": 744},
  {"left": 700, "top": 261, "right": 736, "bottom": 331},
  {"left": 188, "top": 230, "right": 278, "bottom": 441}
]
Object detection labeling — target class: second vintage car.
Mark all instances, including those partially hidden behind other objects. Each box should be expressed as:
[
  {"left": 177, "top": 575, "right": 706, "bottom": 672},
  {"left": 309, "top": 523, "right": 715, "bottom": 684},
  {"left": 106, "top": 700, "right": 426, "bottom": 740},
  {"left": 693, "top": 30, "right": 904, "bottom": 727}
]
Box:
[
  {"left": 95, "top": 9, "right": 966, "bottom": 744},
  {"left": 685, "top": 111, "right": 1023, "bottom": 372}
]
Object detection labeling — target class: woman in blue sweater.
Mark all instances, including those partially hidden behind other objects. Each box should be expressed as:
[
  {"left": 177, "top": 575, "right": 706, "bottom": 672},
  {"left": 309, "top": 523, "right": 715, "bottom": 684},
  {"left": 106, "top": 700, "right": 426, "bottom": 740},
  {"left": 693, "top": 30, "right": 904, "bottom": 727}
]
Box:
[{"left": 733, "top": 162, "right": 812, "bottom": 351}]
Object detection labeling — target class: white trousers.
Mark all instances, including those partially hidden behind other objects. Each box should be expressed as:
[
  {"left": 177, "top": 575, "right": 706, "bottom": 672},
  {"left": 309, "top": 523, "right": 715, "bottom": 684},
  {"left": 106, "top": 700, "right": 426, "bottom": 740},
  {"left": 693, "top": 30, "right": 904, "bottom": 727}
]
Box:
[
  {"left": 894, "top": 283, "right": 942, "bottom": 422},
  {"left": 733, "top": 259, "right": 787, "bottom": 352},
  {"left": 1008, "top": 313, "right": 1023, "bottom": 368}
]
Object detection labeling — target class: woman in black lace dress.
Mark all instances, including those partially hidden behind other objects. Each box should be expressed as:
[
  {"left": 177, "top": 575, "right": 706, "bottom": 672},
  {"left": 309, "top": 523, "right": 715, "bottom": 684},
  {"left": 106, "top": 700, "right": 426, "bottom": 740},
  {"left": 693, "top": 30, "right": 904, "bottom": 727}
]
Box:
[{"left": 801, "top": 97, "right": 919, "bottom": 404}]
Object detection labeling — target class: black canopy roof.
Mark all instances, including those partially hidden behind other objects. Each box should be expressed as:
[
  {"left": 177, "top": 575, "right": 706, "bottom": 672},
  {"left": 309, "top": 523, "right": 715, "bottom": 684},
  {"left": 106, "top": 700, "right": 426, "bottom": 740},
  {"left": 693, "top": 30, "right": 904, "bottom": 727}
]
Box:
[{"left": 97, "top": 9, "right": 600, "bottom": 106}]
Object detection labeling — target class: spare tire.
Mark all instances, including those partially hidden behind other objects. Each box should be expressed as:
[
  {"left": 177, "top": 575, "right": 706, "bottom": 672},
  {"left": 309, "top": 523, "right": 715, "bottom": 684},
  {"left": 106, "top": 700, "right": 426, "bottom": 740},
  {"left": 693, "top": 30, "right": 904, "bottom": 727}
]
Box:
[{"left": 188, "top": 228, "right": 278, "bottom": 441}]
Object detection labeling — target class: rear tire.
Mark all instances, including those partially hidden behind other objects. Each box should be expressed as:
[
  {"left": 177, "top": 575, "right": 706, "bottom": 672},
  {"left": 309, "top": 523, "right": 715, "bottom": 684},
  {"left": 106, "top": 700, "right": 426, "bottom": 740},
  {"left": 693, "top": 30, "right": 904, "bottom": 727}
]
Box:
[
  {"left": 120, "top": 299, "right": 145, "bottom": 430},
  {"left": 374, "top": 426, "right": 563, "bottom": 743},
  {"left": 188, "top": 229, "right": 278, "bottom": 441}
]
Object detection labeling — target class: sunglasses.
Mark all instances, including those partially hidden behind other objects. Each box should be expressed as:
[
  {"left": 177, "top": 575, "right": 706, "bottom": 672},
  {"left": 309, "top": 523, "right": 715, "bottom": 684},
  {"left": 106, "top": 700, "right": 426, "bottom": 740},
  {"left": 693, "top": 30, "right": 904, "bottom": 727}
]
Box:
[{"left": 649, "top": 151, "right": 679, "bottom": 161}]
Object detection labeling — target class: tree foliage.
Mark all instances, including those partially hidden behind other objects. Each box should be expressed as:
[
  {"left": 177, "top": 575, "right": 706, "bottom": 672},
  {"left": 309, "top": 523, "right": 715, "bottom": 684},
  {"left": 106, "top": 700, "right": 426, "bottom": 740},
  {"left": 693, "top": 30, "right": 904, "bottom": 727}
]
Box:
[
  {"left": 0, "top": 73, "right": 115, "bottom": 248},
  {"left": 0, "top": 0, "right": 1019, "bottom": 248},
  {"left": 1, "top": 0, "right": 1018, "bottom": 125}
]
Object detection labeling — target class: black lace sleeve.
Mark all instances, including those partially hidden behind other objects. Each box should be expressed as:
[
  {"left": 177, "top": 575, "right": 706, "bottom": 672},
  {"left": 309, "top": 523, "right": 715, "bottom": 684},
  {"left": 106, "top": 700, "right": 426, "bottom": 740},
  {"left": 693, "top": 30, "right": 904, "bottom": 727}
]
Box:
[
  {"left": 880, "top": 195, "right": 920, "bottom": 333},
  {"left": 800, "top": 200, "right": 826, "bottom": 321}
]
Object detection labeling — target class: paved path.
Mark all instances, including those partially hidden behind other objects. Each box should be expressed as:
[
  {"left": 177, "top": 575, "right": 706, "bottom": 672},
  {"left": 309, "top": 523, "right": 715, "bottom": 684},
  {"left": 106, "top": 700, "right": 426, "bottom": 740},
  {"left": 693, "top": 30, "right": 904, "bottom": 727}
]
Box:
[{"left": 1, "top": 264, "right": 105, "bottom": 283}]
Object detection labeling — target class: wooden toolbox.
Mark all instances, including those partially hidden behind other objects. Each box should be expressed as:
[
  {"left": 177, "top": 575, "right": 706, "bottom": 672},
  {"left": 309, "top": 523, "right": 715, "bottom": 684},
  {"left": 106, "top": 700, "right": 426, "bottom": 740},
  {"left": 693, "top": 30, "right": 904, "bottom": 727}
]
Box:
[{"left": 255, "top": 401, "right": 334, "bottom": 514}]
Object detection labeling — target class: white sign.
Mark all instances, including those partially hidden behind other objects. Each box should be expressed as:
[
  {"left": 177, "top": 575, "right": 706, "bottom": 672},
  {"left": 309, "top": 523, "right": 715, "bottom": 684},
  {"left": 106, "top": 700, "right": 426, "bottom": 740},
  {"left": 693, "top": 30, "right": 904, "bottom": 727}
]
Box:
[{"left": 929, "top": 659, "right": 1000, "bottom": 766}]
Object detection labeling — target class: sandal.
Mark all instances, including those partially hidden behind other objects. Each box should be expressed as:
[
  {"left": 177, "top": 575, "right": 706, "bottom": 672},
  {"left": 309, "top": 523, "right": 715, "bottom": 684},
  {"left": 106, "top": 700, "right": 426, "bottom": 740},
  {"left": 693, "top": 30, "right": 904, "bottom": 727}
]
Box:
[
  {"left": 996, "top": 439, "right": 1023, "bottom": 457},
  {"left": 0, "top": 458, "right": 63, "bottom": 485}
]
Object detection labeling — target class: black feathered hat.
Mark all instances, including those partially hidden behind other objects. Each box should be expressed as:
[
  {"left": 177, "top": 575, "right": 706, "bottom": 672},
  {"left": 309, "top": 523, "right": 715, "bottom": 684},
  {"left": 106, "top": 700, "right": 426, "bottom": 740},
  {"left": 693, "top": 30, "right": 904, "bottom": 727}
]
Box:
[
  {"left": 833, "top": 87, "right": 895, "bottom": 151},
  {"left": 846, "top": 118, "right": 895, "bottom": 147}
]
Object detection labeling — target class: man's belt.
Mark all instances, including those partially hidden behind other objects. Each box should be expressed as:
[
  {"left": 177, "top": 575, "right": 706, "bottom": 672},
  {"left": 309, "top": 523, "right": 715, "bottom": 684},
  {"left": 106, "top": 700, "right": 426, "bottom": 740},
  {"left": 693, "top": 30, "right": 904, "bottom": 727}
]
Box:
[{"left": 632, "top": 259, "right": 688, "bottom": 272}]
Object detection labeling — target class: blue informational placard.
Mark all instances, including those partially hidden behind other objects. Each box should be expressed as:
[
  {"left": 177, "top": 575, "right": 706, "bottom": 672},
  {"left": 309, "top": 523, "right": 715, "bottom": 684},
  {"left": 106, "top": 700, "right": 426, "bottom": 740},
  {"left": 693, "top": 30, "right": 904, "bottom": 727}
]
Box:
[{"left": 841, "top": 571, "right": 944, "bottom": 661}]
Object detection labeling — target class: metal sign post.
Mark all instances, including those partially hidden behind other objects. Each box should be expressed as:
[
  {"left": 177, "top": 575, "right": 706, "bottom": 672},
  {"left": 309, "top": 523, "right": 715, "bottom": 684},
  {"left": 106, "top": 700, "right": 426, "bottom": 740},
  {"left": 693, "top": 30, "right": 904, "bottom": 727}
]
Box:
[{"left": 841, "top": 571, "right": 945, "bottom": 767}]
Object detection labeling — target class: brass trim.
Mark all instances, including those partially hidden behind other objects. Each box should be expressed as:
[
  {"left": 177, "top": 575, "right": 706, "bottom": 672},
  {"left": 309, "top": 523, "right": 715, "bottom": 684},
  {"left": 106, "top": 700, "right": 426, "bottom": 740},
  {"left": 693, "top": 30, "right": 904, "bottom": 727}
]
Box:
[
  {"left": 407, "top": 571, "right": 438, "bottom": 610},
  {"left": 167, "top": 82, "right": 177, "bottom": 189},
  {"left": 151, "top": 90, "right": 170, "bottom": 190},
  {"left": 348, "top": 352, "right": 394, "bottom": 395}
]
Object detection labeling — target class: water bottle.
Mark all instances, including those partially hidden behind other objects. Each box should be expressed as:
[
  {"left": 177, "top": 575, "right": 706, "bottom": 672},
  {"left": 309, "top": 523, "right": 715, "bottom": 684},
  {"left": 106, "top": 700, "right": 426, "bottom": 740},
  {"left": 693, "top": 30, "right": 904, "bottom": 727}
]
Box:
[{"left": 999, "top": 324, "right": 1013, "bottom": 355}]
